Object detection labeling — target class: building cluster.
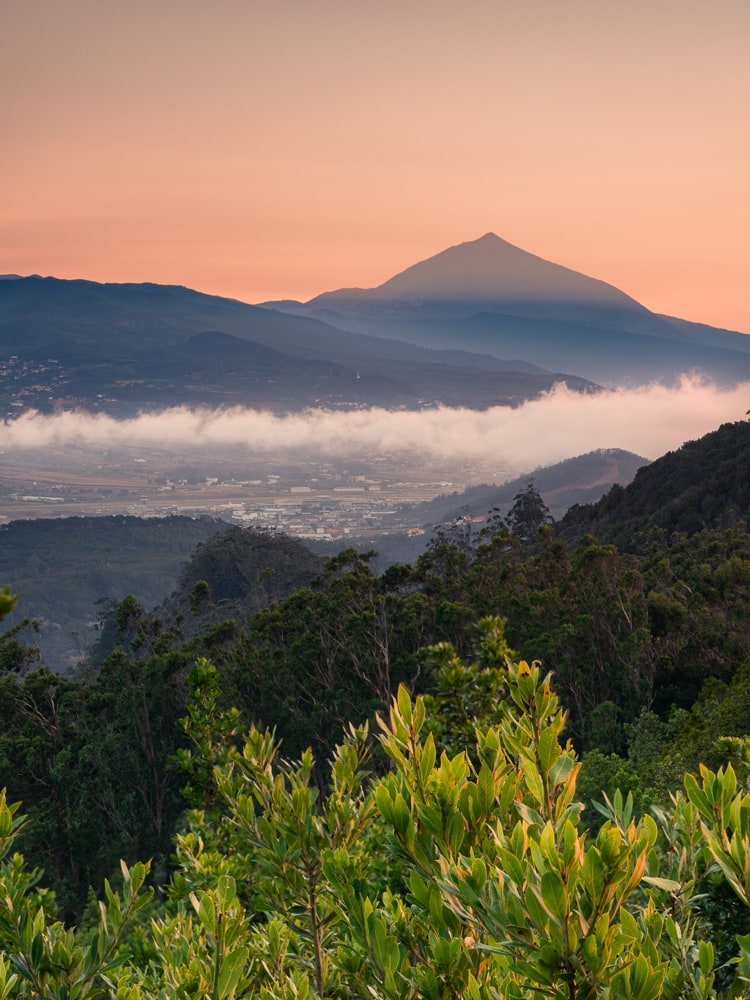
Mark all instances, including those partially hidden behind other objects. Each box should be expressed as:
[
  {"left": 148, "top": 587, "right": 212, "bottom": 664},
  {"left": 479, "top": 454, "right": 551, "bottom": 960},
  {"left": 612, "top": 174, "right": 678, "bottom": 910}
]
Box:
[{"left": 122, "top": 480, "right": 440, "bottom": 540}]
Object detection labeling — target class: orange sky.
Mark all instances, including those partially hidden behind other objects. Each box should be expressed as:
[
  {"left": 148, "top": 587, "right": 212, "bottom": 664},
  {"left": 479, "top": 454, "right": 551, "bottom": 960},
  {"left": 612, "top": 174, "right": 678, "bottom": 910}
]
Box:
[{"left": 3, "top": 0, "right": 749, "bottom": 332}]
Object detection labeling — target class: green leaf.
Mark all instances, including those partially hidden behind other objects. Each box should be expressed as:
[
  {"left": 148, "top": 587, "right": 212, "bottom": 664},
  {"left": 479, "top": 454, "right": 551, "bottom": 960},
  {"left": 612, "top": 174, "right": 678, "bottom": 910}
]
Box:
[
  {"left": 217, "top": 946, "right": 247, "bottom": 1000},
  {"left": 520, "top": 756, "right": 545, "bottom": 806},
  {"left": 699, "top": 939, "right": 714, "bottom": 976},
  {"left": 420, "top": 734, "right": 437, "bottom": 786},
  {"left": 216, "top": 874, "right": 237, "bottom": 911},
  {"left": 525, "top": 884, "right": 552, "bottom": 930},
  {"left": 540, "top": 871, "right": 567, "bottom": 924},
  {"left": 0, "top": 805, "right": 12, "bottom": 840},
  {"left": 397, "top": 684, "right": 413, "bottom": 726},
  {"left": 642, "top": 876, "right": 682, "bottom": 893},
  {"left": 538, "top": 726, "right": 560, "bottom": 774},
  {"left": 191, "top": 891, "right": 217, "bottom": 934},
  {"left": 684, "top": 773, "right": 712, "bottom": 820}
]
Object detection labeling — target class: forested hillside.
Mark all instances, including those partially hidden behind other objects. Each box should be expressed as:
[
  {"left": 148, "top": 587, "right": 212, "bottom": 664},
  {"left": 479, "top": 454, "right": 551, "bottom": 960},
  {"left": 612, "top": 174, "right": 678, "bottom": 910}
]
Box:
[
  {"left": 0, "top": 515, "right": 226, "bottom": 667},
  {"left": 3, "top": 422, "right": 750, "bottom": 997},
  {"left": 560, "top": 420, "right": 750, "bottom": 548}
]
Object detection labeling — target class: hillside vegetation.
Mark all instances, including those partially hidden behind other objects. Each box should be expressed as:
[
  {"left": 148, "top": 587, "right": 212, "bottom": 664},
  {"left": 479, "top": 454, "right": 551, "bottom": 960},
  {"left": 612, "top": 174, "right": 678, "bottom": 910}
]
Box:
[
  {"left": 2, "top": 624, "right": 750, "bottom": 998},
  {"left": 0, "top": 515, "right": 226, "bottom": 667},
  {"left": 560, "top": 420, "right": 750, "bottom": 547}
]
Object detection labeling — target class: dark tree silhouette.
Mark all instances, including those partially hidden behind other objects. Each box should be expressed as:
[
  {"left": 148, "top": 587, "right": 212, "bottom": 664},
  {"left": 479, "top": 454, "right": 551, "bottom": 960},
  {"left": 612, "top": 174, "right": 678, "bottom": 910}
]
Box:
[{"left": 505, "top": 481, "right": 553, "bottom": 540}]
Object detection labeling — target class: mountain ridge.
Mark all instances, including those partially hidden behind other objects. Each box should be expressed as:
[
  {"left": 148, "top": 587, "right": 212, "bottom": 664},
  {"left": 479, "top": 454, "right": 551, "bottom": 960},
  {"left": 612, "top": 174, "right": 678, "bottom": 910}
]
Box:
[
  {"left": 6, "top": 232, "right": 750, "bottom": 405},
  {"left": 0, "top": 273, "right": 596, "bottom": 415},
  {"left": 262, "top": 234, "right": 750, "bottom": 385},
  {"left": 307, "top": 233, "right": 649, "bottom": 320}
]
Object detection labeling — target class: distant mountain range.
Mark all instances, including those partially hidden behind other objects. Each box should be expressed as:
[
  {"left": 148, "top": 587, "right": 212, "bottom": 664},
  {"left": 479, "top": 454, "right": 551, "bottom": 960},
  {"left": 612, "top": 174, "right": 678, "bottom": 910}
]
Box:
[
  {"left": 0, "top": 271, "right": 593, "bottom": 416},
  {"left": 3, "top": 234, "right": 750, "bottom": 415},
  {"left": 263, "top": 233, "right": 750, "bottom": 385}
]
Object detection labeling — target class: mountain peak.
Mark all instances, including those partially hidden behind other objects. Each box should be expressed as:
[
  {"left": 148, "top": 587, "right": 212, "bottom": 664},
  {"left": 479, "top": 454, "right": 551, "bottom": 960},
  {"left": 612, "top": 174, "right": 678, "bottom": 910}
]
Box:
[{"left": 308, "top": 233, "right": 646, "bottom": 316}]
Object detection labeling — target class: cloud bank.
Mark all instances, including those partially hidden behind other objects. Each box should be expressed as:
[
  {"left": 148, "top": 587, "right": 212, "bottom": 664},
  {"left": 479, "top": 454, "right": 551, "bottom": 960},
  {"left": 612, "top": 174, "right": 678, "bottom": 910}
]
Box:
[{"left": 3, "top": 376, "right": 748, "bottom": 479}]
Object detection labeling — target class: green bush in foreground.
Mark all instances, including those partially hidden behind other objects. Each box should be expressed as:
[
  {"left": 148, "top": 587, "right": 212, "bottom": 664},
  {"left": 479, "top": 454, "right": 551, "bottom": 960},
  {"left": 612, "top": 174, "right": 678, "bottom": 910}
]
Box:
[{"left": 3, "top": 618, "right": 750, "bottom": 997}]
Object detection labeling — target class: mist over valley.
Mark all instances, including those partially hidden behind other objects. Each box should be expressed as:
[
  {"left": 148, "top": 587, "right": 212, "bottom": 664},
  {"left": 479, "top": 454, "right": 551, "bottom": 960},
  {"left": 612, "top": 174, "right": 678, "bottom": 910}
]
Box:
[{"left": 3, "top": 234, "right": 750, "bottom": 539}]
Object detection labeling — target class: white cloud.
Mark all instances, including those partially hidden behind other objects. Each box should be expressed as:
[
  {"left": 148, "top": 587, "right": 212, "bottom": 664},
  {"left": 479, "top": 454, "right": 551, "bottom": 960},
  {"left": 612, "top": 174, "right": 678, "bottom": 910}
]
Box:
[{"left": 3, "top": 375, "right": 748, "bottom": 479}]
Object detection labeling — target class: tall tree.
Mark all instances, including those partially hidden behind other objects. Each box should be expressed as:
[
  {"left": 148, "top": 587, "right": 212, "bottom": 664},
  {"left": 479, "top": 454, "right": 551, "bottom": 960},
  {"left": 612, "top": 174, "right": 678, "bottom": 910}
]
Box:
[{"left": 504, "top": 480, "right": 553, "bottom": 541}]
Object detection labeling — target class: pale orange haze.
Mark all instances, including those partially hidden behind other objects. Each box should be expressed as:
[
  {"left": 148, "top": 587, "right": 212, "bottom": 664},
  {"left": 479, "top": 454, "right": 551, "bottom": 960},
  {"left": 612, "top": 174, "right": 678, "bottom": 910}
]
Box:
[{"left": 3, "top": 0, "right": 749, "bottom": 332}]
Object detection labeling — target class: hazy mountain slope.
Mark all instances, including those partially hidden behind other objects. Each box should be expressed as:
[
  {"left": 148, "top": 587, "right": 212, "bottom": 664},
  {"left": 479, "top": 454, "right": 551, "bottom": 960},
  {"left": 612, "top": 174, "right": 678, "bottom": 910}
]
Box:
[
  {"left": 306, "top": 233, "right": 650, "bottom": 324},
  {"left": 559, "top": 420, "right": 750, "bottom": 548},
  {"left": 0, "top": 276, "right": 594, "bottom": 414},
  {"left": 267, "top": 234, "right": 750, "bottom": 385},
  {"left": 0, "top": 276, "right": 353, "bottom": 359},
  {"left": 412, "top": 448, "right": 649, "bottom": 524},
  {"left": 309, "top": 448, "right": 648, "bottom": 566},
  {"left": 657, "top": 314, "right": 750, "bottom": 350},
  {"left": 0, "top": 515, "right": 226, "bottom": 669}
]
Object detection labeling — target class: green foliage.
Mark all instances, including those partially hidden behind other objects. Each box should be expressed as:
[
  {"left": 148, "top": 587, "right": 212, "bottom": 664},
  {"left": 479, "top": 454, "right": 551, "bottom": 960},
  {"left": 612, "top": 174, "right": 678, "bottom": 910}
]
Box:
[
  {"left": 0, "top": 618, "right": 190, "bottom": 916},
  {"left": 0, "top": 619, "right": 40, "bottom": 677},
  {"left": 0, "top": 589, "right": 17, "bottom": 623},
  {"left": 319, "top": 619, "right": 743, "bottom": 998},
  {"left": 422, "top": 618, "right": 516, "bottom": 757},
  {"left": 10, "top": 491, "right": 750, "bottom": 918},
  {"left": 0, "top": 788, "right": 152, "bottom": 999},
  {"left": 625, "top": 665, "right": 750, "bottom": 807},
  {"left": 6, "top": 620, "right": 750, "bottom": 996},
  {"left": 178, "top": 527, "right": 324, "bottom": 612},
  {"left": 0, "top": 583, "right": 38, "bottom": 678},
  {"left": 577, "top": 749, "right": 643, "bottom": 832},
  {"left": 6, "top": 427, "right": 750, "bottom": 996},
  {"left": 560, "top": 420, "right": 750, "bottom": 549},
  {"left": 218, "top": 549, "right": 430, "bottom": 768},
  {"left": 189, "top": 579, "right": 211, "bottom": 615}
]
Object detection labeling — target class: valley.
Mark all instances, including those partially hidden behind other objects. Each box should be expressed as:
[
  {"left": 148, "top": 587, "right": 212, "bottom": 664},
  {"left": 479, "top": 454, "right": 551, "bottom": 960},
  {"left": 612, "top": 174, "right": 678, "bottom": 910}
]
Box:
[{"left": 0, "top": 441, "right": 492, "bottom": 541}]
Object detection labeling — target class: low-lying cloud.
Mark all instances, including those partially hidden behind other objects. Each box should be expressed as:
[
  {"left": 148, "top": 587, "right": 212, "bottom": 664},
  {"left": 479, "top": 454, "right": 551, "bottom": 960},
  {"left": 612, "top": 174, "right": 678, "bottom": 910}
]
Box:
[{"left": 3, "top": 376, "right": 749, "bottom": 479}]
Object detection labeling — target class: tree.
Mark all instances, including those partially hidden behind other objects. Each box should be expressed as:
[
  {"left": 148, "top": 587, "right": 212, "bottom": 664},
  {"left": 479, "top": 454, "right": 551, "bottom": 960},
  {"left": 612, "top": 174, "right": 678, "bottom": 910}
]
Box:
[
  {"left": 504, "top": 481, "right": 553, "bottom": 541},
  {"left": 0, "top": 588, "right": 41, "bottom": 677}
]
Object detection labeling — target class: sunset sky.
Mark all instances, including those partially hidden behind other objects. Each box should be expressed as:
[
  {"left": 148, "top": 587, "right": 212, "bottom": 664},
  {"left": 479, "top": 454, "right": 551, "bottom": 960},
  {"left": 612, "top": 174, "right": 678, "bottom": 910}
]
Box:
[{"left": 3, "top": 0, "right": 749, "bottom": 332}]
